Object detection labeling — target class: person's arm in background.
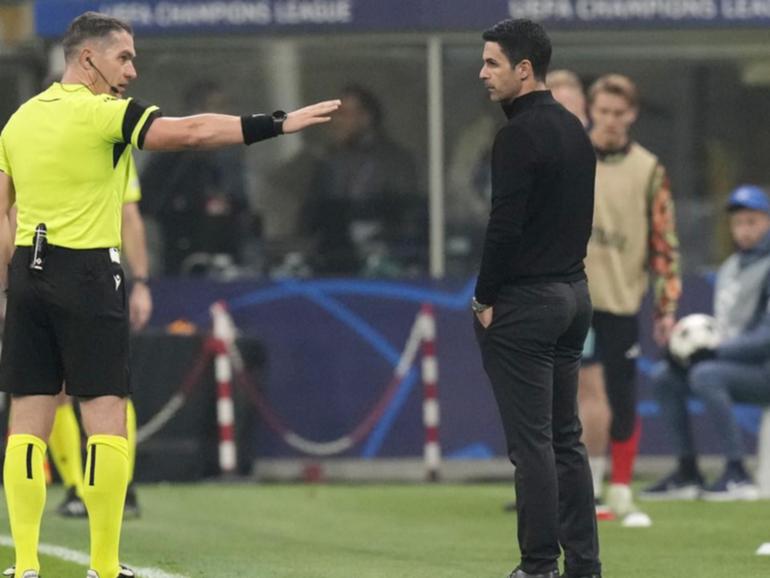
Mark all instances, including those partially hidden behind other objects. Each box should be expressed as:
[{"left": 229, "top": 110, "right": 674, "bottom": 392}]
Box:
[
  {"left": 122, "top": 201, "right": 152, "bottom": 331},
  {"left": 0, "top": 172, "right": 15, "bottom": 289},
  {"left": 122, "top": 154, "right": 151, "bottom": 331},
  {"left": 648, "top": 163, "right": 682, "bottom": 346},
  {"left": 0, "top": 131, "right": 14, "bottom": 289}
]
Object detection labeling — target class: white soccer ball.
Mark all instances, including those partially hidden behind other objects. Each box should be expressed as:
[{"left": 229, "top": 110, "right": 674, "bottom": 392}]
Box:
[{"left": 668, "top": 314, "right": 721, "bottom": 366}]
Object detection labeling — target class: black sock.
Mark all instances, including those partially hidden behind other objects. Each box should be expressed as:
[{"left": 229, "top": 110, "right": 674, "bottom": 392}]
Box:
[
  {"left": 678, "top": 456, "right": 699, "bottom": 479},
  {"left": 726, "top": 459, "right": 746, "bottom": 477}
]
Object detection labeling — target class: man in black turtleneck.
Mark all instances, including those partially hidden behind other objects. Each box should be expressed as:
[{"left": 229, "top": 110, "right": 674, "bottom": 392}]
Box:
[{"left": 472, "top": 19, "right": 601, "bottom": 578}]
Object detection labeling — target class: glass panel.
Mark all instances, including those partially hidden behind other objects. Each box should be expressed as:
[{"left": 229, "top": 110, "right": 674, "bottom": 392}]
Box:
[
  {"left": 131, "top": 35, "right": 428, "bottom": 279},
  {"left": 442, "top": 44, "right": 504, "bottom": 279}
]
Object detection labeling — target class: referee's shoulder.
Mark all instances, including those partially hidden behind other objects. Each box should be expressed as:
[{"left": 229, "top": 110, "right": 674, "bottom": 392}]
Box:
[
  {"left": 17, "top": 86, "right": 114, "bottom": 112},
  {"left": 78, "top": 91, "right": 124, "bottom": 108}
]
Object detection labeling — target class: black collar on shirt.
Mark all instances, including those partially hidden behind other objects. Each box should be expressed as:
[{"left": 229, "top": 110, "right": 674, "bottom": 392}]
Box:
[
  {"left": 593, "top": 140, "right": 633, "bottom": 161},
  {"left": 501, "top": 90, "right": 556, "bottom": 120}
]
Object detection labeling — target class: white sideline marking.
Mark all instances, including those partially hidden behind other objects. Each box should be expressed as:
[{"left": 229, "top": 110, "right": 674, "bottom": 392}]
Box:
[
  {"left": 757, "top": 542, "right": 770, "bottom": 556},
  {"left": 0, "top": 536, "right": 189, "bottom": 578}
]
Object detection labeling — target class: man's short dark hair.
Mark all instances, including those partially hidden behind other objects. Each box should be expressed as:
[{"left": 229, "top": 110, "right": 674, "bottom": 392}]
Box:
[
  {"left": 62, "top": 12, "right": 133, "bottom": 62},
  {"left": 482, "top": 19, "right": 552, "bottom": 81}
]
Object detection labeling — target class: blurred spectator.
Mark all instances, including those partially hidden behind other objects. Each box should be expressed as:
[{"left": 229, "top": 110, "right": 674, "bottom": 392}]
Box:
[
  {"left": 140, "top": 80, "right": 255, "bottom": 276},
  {"left": 642, "top": 185, "right": 770, "bottom": 502},
  {"left": 301, "top": 85, "right": 421, "bottom": 276},
  {"left": 445, "top": 109, "right": 498, "bottom": 275},
  {"left": 579, "top": 74, "right": 682, "bottom": 524},
  {"left": 546, "top": 69, "right": 589, "bottom": 127}
]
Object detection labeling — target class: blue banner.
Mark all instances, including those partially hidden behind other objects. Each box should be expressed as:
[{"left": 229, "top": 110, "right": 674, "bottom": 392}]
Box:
[
  {"left": 35, "top": 0, "right": 770, "bottom": 38},
  {"left": 136, "top": 274, "right": 763, "bottom": 460}
]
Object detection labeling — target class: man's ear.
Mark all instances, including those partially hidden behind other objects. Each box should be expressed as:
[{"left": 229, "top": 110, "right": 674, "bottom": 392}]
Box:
[
  {"left": 519, "top": 59, "right": 533, "bottom": 81},
  {"left": 79, "top": 47, "right": 94, "bottom": 70}
]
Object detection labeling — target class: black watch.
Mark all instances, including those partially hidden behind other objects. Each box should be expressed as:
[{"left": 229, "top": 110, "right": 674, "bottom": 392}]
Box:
[{"left": 272, "top": 110, "right": 287, "bottom": 135}]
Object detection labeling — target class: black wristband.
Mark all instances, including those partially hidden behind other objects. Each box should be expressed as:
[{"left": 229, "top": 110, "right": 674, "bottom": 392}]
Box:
[{"left": 241, "top": 114, "right": 279, "bottom": 145}]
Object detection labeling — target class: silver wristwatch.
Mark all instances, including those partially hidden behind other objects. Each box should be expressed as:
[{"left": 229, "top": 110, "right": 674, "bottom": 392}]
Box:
[{"left": 471, "top": 297, "right": 491, "bottom": 313}]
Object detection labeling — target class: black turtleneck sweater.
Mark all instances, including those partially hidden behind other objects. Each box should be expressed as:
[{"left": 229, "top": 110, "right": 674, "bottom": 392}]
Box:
[{"left": 474, "top": 90, "right": 596, "bottom": 305}]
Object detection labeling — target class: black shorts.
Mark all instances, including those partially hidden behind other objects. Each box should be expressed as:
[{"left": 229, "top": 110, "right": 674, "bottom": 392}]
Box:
[
  {"left": 581, "top": 310, "right": 639, "bottom": 366},
  {"left": 581, "top": 310, "right": 640, "bottom": 440},
  {"left": 0, "top": 246, "right": 130, "bottom": 397}
]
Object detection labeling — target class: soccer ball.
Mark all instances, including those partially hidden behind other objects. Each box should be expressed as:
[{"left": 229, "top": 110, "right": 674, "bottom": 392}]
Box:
[{"left": 668, "top": 314, "right": 721, "bottom": 366}]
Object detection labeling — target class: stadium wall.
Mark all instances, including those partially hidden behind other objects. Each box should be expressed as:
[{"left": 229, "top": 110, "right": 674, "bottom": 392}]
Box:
[{"left": 124, "top": 273, "right": 767, "bottom": 481}]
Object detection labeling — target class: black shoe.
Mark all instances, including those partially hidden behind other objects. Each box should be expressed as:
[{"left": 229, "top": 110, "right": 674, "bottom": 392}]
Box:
[
  {"left": 57, "top": 486, "right": 87, "bottom": 518},
  {"left": 508, "top": 567, "right": 560, "bottom": 578},
  {"left": 124, "top": 484, "right": 141, "bottom": 519},
  {"left": 640, "top": 468, "right": 703, "bottom": 501},
  {"left": 701, "top": 467, "right": 759, "bottom": 502}
]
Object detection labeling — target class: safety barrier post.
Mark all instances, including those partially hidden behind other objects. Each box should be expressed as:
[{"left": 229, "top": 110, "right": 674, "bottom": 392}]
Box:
[
  {"left": 211, "top": 301, "right": 238, "bottom": 475},
  {"left": 420, "top": 303, "right": 441, "bottom": 482}
]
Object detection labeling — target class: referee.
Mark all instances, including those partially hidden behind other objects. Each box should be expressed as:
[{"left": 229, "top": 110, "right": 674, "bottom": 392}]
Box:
[
  {"left": 0, "top": 12, "right": 338, "bottom": 578},
  {"left": 472, "top": 20, "right": 601, "bottom": 578}
]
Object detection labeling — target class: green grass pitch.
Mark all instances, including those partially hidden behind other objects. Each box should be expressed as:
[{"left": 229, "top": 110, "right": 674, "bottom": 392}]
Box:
[{"left": 1, "top": 483, "right": 769, "bottom": 577}]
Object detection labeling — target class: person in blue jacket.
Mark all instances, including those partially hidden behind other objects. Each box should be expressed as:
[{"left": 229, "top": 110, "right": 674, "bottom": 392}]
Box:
[{"left": 642, "top": 184, "right": 770, "bottom": 501}]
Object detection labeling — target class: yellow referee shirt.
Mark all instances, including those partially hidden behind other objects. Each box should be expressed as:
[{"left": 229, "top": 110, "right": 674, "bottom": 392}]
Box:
[{"left": 0, "top": 82, "right": 158, "bottom": 249}]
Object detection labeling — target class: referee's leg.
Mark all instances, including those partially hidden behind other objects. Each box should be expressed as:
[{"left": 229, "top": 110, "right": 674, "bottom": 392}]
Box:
[
  {"left": 4, "top": 396, "right": 59, "bottom": 577},
  {"left": 79, "top": 396, "right": 130, "bottom": 578},
  {"left": 56, "top": 248, "right": 132, "bottom": 578},
  {"left": 1, "top": 248, "right": 64, "bottom": 577}
]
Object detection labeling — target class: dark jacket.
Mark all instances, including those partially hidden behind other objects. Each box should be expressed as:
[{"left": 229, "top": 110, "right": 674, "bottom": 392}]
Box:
[
  {"left": 475, "top": 90, "right": 596, "bottom": 305},
  {"left": 717, "top": 230, "right": 770, "bottom": 364}
]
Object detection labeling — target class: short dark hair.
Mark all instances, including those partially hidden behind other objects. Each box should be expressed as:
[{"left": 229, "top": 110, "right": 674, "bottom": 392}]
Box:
[
  {"left": 482, "top": 19, "right": 552, "bottom": 81},
  {"left": 341, "top": 85, "right": 383, "bottom": 128},
  {"left": 62, "top": 12, "right": 133, "bottom": 62}
]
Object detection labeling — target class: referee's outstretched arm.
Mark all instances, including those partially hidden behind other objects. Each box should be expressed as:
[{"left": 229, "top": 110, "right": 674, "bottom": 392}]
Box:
[
  {"left": 56, "top": 9, "right": 340, "bottom": 154},
  {"left": 0, "top": 10, "right": 342, "bottom": 578},
  {"left": 142, "top": 100, "right": 341, "bottom": 151}
]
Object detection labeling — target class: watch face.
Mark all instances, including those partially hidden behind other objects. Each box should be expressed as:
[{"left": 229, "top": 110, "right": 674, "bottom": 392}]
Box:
[{"left": 273, "top": 110, "right": 288, "bottom": 121}]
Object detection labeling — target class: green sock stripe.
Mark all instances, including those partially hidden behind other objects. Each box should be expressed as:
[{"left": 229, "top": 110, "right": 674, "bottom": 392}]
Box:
[
  {"left": 26, "top": 443, "right": 33, "bottom": 480},
  {"left": 89, "top": 444, "right": 97, "bottom": 486}
]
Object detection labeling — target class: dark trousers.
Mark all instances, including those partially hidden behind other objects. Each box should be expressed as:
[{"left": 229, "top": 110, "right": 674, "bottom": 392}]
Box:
[{"left": 474, "top": 280, "right": 601, "bottom": 577}]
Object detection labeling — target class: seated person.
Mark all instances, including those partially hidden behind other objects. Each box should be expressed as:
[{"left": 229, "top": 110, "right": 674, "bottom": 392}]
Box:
[
  {"left": 642, "top": 185, "right": 770, "bottom": 501},
  {"left": 140, "top": 81, "right": 252, "bottom": 275}
]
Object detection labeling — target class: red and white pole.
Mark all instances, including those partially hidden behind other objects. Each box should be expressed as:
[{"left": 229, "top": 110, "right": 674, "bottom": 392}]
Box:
[
  {"left": 211, "top": 301, "right": 238, "bottom": 475},
  {"left": 420, "top": 303, "right": 441, "bottom": 482}
]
